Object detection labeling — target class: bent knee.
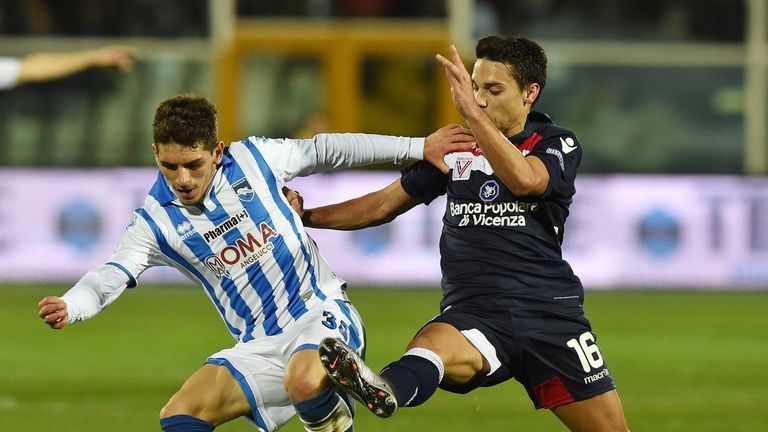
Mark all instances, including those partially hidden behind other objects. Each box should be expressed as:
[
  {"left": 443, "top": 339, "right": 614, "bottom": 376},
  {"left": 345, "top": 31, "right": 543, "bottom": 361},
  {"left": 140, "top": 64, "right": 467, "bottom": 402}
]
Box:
[
  {"left": 409, "top": 324, "right": 485, "bottom": 375},
  {"left": 160, "top": 392, "right": 216, "bottom": 423},
  {"left": 284, "top": 370, "right": 328, "bottom": 402}
]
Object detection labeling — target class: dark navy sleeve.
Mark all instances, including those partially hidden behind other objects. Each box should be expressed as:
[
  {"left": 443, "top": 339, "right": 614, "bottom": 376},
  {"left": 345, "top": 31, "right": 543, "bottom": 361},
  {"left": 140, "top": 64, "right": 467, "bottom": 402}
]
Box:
[
  {"left": 529, "top": 132, "right": 581, "bottom": 200},
  {"left": 399, "top": 161, "right": 448, "bottom": 205}
]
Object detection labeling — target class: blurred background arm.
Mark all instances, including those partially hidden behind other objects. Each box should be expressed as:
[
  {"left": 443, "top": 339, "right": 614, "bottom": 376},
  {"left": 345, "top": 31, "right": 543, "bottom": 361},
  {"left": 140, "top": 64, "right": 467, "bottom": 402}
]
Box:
[{"left": 15, "top": 45, "right": 134, "bottom": 86}]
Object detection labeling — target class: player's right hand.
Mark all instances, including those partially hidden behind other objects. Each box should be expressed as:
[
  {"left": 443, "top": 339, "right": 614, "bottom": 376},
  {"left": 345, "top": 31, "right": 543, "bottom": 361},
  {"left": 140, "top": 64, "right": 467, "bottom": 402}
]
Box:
[{"left": 38, "top": 296, "right": 69, "bottom": 330}]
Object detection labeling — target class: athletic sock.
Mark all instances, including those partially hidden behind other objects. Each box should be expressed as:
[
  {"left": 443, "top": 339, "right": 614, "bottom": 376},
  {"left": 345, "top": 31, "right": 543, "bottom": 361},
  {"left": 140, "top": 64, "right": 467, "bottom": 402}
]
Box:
[
  {"left": 293, "top": 387, "right": 354, "bottom": 432},
  {"left": 380, "top": 347, "right": 444, "bottom": 407},
  {"left": 159, "top": 414, "right": 214, "bottom": 431}
]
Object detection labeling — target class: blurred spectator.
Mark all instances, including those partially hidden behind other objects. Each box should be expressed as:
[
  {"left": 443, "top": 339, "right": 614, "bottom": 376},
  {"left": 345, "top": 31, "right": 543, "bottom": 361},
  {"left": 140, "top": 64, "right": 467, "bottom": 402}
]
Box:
[
  {"left": 0, "top": 46, "right": 134, "bottom": 90},
  {"left": 236, "top": 0, "right": 444, "bottom": 18},
  {"left": 1, "top": 0, "right": 208, "bottom": 37}
]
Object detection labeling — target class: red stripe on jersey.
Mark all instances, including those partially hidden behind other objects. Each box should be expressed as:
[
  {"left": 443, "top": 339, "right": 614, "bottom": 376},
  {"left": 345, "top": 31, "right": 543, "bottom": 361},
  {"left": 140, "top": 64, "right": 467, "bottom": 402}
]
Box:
[
  {"left": 516, "top": 132, "right": 543, "bottom": 154},
  {"left": 447, "top": 132, "right": 541, "bottom": 157},
  {"left": 532, "top": 376, "right": 575, "bottom": 409},
  {"left": 447, "top": 144, "right": 484, "bottom": 157}
]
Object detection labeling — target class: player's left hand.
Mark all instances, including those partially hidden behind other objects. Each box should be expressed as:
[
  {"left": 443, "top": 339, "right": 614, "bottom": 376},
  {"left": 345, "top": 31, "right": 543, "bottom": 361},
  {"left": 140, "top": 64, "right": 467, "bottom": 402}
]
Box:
[
  {"left": 282, "top": 186, "right": 304, "bottom": 216},
  {"left": 436, "top": 45, "right": 478, "bottom": 120},
  {"left": 424, "top": 123, "right": 475, "bottom": 173}
]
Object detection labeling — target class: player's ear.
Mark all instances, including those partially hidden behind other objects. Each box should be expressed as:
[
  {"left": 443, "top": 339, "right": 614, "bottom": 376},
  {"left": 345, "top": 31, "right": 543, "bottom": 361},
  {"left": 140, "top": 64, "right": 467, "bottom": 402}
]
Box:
[
  {"left": 152, "top": 143, "right": 160, "bottom": 164},
  {"left": 524, "top": 83, "right": 540, "bottom": 106},
  {"left": 213, "top": 140, "right": 225, "bottom": 164}
]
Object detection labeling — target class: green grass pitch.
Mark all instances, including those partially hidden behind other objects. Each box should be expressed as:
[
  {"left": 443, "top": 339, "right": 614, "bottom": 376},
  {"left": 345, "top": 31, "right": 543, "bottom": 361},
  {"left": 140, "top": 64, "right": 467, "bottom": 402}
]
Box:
[{"left": 2, "top": 285, "right": 766, "bottom": 431}]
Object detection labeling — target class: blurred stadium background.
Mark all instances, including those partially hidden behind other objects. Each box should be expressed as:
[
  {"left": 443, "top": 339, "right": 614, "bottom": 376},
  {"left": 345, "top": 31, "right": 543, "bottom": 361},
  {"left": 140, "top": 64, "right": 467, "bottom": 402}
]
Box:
[{"left": 1, "top": 1, "right": 767, "bottom": 431}]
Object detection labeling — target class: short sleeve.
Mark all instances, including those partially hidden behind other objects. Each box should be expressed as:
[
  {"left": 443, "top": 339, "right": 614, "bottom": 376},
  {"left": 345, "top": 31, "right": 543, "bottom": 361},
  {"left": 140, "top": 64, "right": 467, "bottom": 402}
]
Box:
[
  {"left": 400, "top": 161, "right": 448, "bottom": 205},
  {"left": 529, "top": 133, "right": 581, "bottom": 200}
]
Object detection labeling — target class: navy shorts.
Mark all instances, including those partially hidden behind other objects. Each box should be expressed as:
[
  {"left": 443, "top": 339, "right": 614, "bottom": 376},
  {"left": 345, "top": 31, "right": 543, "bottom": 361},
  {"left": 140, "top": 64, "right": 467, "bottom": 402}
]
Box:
[{"left": 429, "top": 302, "right": 617, "bottom": 409}]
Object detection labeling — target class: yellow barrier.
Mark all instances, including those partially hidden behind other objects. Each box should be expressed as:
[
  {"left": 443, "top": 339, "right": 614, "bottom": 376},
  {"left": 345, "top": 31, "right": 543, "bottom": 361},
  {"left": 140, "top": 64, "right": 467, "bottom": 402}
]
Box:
[{"left": 216, "top": 19, "right": 462, "bottom": 142}]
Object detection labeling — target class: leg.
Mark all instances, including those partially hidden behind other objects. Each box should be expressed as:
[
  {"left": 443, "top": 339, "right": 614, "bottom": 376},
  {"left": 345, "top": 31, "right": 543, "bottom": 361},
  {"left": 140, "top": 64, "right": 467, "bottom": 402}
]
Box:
[
  {"left": 376, "top": 322, "right": 486, "bottom": 408},
  {"left": 319, "top": 322, "right": 487, "bottom": 417},
  {"left": 553, "top": 389, "right": 629, "bottom": 432},
  {"left": 159, "top": 363, "right": 251, "bottom": 429},
  {"left": 285, "top": 348, "right": 333, "bottom": 402},
  {"left": 319, "top": 337, "right": 399, "bottom": 418},
  {"left": 406, "top": 322, "right": 486, "bottom": 386},
  {"left": 287, "top": 348, "right": 354, "bottom": 431}
]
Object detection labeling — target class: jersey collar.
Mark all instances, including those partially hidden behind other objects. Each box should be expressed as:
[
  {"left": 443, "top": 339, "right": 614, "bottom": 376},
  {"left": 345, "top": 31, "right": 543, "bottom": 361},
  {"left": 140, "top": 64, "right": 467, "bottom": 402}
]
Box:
[
  {"left": 148, "top": 171, "right": 176, "bottom": 205},
  {"left": 508, "top": 111, "right": 552, "bottom": 144}
]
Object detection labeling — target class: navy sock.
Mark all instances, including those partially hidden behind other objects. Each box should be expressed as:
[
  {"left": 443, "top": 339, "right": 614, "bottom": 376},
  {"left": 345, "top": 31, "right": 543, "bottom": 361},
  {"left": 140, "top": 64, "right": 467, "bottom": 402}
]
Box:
[
  {"left": 334, "top": 388, "right": 356, "bottom": 418},
  {"left": 160, "top": 414, "right": 214, "bottom": 431},
  {"left": 293, "top": 387, "right": 337, "bottom": 422},
  {"left": 381, "top": 354, "right": 441, "bottom": 407},
  {"left": 293, "top": 387, "right": 353, "bottom": 432}
]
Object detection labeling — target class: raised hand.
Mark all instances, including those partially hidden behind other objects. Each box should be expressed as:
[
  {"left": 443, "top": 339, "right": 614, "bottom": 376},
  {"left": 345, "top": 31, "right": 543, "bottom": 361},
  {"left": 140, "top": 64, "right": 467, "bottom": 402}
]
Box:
[{"left": 436, "top": 45, "right": 477, "bottom": 120}]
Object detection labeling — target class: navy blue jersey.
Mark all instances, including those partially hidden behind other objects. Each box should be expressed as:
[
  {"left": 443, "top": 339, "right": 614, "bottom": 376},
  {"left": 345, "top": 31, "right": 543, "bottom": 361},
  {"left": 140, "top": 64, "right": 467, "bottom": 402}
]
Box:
[{"left": 401, "top": 112, "right": 584, "bottom": 314}]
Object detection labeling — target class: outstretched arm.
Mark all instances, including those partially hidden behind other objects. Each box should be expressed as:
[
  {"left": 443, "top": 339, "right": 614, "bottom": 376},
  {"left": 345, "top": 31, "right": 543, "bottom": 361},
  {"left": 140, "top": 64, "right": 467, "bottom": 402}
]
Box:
[
  {"left": 261, "top": 124, "right": 473, "bottom": 182},
  {"left": 17, "top": 45, "right": 135, "bottom": 85},
  {"left": 301, "top": 179, "right": 421, "bottom": 230},
  {"left": 37, "top": 213, "right": 160, "bottom": 330},
  {"left": 37, "top": 264, "right": 132, "bottom": 330}
]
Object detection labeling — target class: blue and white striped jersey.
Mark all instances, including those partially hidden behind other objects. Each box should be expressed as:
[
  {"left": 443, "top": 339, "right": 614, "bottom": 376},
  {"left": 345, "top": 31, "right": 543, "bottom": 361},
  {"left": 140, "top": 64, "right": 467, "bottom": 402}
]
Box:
[{"left": 62, "top": 133, "right": 424, "bottom": 341}]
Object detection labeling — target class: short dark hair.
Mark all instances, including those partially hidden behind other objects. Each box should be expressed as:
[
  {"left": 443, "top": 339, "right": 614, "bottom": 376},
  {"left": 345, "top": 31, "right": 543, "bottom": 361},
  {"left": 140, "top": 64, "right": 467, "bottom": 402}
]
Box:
[
  {"left": 153, "top": 94, "right": 218, "bottom": 151},
  {"left": 476, "top": 36, "right": 547, "bottom": 101}
]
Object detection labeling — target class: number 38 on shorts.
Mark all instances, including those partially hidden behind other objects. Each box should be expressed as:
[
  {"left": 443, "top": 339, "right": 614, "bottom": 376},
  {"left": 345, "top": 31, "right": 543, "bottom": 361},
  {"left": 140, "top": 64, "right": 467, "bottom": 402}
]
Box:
[{"left": 322, "top": 310, "right": 351, "bottom": 344}]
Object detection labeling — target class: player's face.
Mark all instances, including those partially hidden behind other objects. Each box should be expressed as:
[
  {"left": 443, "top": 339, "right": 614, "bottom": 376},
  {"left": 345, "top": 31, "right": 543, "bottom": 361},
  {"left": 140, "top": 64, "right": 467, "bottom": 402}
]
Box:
[
  {"left": 471, "top": 58, "right": 539, "bottom": 137},
  {"left": 153, "top": 141, "right": 224, "bottom": 205}
]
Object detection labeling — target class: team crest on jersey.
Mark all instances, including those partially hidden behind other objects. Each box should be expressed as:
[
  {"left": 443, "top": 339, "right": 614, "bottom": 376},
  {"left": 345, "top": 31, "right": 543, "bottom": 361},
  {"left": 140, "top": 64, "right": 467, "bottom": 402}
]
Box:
[
  {"left": 452, "top": 157, "right": 473, "bottom": 181},
  {"left": 205, "top": 255, "right": 231, "bottom": 279},
  {"left": 232, "top": 177, "right": 255, "bottom": 202},
  {"left": 479, "top": 180, "right": 500, "bottom": 202}
]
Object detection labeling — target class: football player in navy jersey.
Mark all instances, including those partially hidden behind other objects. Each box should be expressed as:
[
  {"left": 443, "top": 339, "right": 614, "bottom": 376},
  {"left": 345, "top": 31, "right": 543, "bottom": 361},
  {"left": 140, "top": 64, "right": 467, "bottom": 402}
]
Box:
[{"left": 300, "top": 36, "right": 630, "bottom": 431}]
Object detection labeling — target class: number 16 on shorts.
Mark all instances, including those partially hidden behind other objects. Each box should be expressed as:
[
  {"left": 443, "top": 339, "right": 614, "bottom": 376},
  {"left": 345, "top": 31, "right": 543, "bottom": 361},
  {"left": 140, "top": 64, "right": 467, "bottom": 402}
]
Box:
[{"left": 566, "top": 331, "right": 604, "bottom": 373}]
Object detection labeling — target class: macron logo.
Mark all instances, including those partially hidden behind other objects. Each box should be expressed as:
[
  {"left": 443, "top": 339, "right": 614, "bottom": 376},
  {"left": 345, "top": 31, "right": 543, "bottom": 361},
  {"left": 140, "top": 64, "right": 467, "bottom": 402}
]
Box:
[{"left": 560, "top": 137, "right": 578, "bottom": 154}]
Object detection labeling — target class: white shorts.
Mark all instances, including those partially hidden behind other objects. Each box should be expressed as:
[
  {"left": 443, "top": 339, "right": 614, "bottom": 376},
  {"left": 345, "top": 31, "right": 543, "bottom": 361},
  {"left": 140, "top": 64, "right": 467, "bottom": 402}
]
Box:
[{"left": 206, "top": 298, "right": 366, "bottom": 432}]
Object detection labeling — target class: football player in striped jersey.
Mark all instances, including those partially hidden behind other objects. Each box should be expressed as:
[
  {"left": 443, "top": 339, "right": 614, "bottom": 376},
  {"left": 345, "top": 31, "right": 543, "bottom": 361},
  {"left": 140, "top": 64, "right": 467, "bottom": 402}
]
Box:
[{"left": 38, "top": 94, "right": 474, "bottom": 432}]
